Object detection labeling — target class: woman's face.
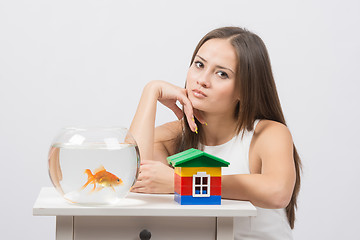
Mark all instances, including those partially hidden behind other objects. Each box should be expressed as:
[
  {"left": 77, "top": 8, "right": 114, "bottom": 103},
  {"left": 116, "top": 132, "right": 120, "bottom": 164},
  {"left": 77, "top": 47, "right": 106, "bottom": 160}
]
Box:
[{"left": 186, "top": 38, "right": 239, "bottom": 115}]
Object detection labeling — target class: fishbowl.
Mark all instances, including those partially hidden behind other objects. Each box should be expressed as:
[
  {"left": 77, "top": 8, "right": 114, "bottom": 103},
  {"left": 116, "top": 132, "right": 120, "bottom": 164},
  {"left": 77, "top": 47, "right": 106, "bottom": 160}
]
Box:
[{"left": 48, "top": 127, "right": 140, "bottom": 205}]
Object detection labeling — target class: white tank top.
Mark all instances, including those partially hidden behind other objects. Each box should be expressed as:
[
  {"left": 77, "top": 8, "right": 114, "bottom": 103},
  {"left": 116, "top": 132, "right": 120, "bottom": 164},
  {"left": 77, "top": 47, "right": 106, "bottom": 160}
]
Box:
[{"left": 201, "top": 119, "right": 293, "bottom": 240}]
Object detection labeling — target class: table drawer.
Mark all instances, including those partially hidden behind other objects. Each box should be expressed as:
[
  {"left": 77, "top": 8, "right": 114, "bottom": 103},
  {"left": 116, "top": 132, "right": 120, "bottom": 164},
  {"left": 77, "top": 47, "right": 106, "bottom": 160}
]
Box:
[{"left": 74, "top": 216, "right": 216, "bottom": 240}]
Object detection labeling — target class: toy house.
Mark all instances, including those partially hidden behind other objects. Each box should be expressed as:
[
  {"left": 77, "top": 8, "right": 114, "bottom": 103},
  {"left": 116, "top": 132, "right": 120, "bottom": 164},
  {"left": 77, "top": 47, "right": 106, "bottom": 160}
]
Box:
[{"left": 167, "top": 148, "right": 230, "bottom": 205}]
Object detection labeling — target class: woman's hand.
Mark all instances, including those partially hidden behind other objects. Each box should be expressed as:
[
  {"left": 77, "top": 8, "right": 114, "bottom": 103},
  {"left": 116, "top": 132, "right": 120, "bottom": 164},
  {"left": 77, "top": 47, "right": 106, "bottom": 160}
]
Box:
[
  {"left": 150, "top": 80, "right": 206, "bottom": 132},
  {"left": 130, "top": 160, "right": 174, "bottom": 194}
]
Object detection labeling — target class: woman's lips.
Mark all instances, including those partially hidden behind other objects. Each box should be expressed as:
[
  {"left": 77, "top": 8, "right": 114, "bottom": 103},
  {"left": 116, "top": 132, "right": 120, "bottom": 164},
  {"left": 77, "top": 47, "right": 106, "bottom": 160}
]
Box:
[{"left": 192, "top": 89, "right": 207, "bottom": 98}]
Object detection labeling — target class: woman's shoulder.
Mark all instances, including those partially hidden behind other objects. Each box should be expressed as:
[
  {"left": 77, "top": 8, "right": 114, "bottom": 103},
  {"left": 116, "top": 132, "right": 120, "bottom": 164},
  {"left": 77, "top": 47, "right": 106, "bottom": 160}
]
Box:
[
  {"left": 253, "top": 119, "right": 293, "bottom": 152},
  {"left": 155, "top": 120, "right": 182, "bottom": 140},
  {"left": 154, "top": 120, "right": 182, "bottom": 154},
  {"left": 255, "top": 119, "right": 289, "bottom": 131}
]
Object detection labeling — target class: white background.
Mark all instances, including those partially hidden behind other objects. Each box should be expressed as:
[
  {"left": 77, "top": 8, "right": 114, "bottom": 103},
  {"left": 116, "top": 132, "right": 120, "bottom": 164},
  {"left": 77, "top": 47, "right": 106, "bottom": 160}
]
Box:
[{"left": 1, "top": 0, "right": 359, "bottom": 239}]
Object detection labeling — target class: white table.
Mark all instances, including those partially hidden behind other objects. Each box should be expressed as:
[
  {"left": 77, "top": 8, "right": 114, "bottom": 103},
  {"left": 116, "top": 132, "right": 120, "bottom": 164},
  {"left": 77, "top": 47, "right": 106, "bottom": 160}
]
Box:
[{"left": 33, "top": 187, "right": 256, "bottom": 240}]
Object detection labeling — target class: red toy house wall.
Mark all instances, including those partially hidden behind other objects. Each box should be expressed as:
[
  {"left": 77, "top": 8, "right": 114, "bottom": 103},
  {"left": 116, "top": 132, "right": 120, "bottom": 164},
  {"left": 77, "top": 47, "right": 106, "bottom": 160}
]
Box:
[{"left": 174, "top": 173, "right": 222, "bottom": 196}]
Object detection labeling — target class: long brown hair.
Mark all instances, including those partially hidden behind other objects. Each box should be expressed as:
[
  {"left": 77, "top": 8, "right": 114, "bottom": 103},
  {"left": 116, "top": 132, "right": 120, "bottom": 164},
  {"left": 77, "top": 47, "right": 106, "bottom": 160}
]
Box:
[{"left": 175, "top": 27, "right": 302, "bottom": 229}]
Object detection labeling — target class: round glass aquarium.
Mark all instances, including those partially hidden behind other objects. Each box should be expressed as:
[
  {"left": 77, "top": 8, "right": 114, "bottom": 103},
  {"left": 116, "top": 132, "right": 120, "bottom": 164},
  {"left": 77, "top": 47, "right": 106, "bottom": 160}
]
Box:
[{"left": 48, "top": 127, "right": 140, "bottom": 205}]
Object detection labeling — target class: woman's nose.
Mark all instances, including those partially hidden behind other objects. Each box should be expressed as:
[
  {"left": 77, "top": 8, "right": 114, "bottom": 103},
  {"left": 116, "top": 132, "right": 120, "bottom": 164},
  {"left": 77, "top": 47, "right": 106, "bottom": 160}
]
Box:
[{"left": 196, "top": 72, "right": 211, "bottom": 88}]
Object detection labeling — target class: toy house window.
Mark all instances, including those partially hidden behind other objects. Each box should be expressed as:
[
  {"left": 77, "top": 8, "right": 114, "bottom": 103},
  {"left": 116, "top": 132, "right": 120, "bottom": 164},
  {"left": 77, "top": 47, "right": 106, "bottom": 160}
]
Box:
[{"left": 193, "top": 172, "right": 210, "bottom": 197}]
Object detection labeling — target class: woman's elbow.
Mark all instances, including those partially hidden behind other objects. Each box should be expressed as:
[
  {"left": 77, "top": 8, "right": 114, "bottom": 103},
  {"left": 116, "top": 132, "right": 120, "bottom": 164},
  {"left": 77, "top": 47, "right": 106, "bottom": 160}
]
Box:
[{"left": 268, "top": 188, "right": 292, "bottom": 209}]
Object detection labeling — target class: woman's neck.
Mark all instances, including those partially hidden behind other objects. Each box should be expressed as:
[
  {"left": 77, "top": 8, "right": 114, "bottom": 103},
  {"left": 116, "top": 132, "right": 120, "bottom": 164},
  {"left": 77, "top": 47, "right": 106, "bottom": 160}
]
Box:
[{"left": 200, "top": 113, "right": 238, "bottom": 146}]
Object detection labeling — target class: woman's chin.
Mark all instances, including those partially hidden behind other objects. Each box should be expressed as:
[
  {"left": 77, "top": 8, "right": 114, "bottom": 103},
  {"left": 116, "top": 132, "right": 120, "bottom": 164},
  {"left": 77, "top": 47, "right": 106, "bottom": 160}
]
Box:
[
  {"left": 192, "top": 103, "right": 209, "bottom": 113},
  {"left": 188, "top": 96, "right": 211, "bottom": 112},
  {"left": 189, "top": 98, "right": 202, "bottom": 109}
]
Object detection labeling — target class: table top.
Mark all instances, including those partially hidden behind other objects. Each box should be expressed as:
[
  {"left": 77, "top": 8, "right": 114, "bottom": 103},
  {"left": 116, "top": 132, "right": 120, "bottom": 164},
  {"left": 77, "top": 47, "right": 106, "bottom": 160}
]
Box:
[{"left": 33, "top": 187, "right": 257, "bottom": 217}]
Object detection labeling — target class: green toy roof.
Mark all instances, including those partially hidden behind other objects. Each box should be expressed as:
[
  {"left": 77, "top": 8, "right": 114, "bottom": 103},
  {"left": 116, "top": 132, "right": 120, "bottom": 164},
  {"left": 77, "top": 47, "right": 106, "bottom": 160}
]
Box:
[{"left": 167, "top": 148, "right": 230, "bottom": 167}]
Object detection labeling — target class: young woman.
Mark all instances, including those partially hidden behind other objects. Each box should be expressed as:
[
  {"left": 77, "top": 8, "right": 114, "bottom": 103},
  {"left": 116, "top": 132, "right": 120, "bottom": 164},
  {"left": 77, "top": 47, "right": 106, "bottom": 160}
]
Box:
[{"left": 129, "top": 26, "right": 301, "bottom": 239}]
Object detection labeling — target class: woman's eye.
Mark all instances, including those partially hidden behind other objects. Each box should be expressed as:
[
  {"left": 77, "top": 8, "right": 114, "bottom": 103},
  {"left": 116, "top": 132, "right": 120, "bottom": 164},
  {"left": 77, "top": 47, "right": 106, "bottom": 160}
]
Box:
[
  {"left": 194, "top": 61, "right": 203, "bottom": 68},
  {"left": 217, "top": 71, "right": 229, "bottom": 79}
]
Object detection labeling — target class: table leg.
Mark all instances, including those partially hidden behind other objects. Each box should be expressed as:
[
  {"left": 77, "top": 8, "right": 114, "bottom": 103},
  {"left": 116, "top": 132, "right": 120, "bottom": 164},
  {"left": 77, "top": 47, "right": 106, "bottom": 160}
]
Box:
[
  {"left": 216, "top": 217, "right": 234, "bottom": 240},
  {"left": 56, "top": 216, "right": 73, "bottom": 240}
]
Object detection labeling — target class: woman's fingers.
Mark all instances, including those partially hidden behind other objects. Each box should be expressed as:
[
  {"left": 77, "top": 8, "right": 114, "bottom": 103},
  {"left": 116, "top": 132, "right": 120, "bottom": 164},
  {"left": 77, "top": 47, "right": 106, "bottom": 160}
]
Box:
[
  {"left": 157, "top": 82, "right": 202, "bottom": 133},
  {"left": 140, "top": 159, "right": 155, "bottom": 165},
  {"left": 132, "top": 176, "right": 146, "bottom": 188},
  {"left": 177, "top": 95, "right": 197, "bottom": 132},
  {"left": 158, "top": 98, "right": 184, "bottom": 120},
  {"left": 193, "top": 109, "right": 206, "bottom": 125},
  {"left": 167, "top": 101, "right": 184, "bottom": 120},
  {"left": 131, "top": 173, "right": 150, "bottom": 193},
  {"left": 132, "top": 160, "right": 175, "bottom": 194},
  {"left": 131, "top": 186, "right": 147, "bottom": 193}
]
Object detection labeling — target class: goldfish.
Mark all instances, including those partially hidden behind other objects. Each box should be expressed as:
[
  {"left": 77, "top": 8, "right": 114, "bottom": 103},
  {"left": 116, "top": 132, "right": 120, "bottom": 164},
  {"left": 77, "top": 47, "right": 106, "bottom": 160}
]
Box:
[{"left": 80, "top": 165, "right": 123, "bottom": 193}]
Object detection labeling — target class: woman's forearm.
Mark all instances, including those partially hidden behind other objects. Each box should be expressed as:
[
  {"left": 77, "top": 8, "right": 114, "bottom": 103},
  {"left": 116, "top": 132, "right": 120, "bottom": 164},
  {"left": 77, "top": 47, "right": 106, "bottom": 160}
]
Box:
[
  {"left": 129, "top": 82, "right": 160, "bottom": 160},
  {"left": 222, "top": 174, "right": 293, "bottom": 209}
]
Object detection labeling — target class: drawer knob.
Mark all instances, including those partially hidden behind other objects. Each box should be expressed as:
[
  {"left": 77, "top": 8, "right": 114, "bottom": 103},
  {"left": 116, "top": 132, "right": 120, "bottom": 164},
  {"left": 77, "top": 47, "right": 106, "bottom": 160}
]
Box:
[{"left": 139, "top": 229, "right": 151, "bottom": 240}]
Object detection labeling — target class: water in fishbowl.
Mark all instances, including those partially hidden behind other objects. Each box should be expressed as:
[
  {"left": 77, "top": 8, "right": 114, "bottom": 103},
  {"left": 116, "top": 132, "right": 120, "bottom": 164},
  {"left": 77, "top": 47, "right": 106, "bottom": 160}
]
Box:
[{"left": 49, "top": 142, "right": 139, "bottom": 205}]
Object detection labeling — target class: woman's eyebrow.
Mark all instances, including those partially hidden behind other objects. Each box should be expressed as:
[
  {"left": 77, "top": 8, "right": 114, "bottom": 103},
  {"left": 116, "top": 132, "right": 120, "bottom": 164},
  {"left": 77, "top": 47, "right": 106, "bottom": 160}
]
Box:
[{"left": 196, "top": 55, "right": 235, "bottom": 74}]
